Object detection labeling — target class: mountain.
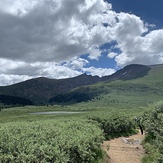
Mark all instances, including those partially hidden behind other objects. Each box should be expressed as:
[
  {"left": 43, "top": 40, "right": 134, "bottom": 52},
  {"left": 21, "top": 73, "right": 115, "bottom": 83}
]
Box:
[
  {"left": 49, "top": 64, "right": 163, "bottom": 107},
  {"left": 0, "top": 74, "right": 101, "bottom": 104},
  {"left": 101, "top": 64, "right": 151, "bottom": 81},
  {"left": 0, "top": 64, "right": 162, "bottom": 106}
]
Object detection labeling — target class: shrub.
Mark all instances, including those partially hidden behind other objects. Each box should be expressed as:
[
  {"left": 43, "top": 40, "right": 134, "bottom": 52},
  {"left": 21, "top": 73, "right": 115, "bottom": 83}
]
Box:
[
  {"left": 142, "top": 101, "right": 163, "bottom": 163},
  {"left": 88, "top": 113, "right": 135, "bottom": 139},
  {"left": 0, "top": 118, "right": 104, "bottom": 162}
]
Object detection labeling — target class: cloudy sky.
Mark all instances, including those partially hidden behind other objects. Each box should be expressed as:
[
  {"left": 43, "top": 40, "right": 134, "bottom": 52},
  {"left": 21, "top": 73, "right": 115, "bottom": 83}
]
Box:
[{"left": 0, "top": 0, "right": 163, "bottom": 86}]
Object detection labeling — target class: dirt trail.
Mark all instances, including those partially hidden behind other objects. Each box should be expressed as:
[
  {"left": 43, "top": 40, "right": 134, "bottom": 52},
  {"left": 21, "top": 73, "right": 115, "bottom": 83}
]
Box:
[{"left": 102, "top": 131, "right": 145, "bottom": 163}]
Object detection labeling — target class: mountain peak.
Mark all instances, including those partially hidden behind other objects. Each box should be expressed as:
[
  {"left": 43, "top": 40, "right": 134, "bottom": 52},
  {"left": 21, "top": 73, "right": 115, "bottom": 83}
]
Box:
[
  {"left": 0, "top": 63, "right": 162, "bottom": 105},
  {"left": 120, "top": 64, "right": 151, "bottom": 80},
  {"left": 102, "top": 64, "right": 151, "bottom": 81}
]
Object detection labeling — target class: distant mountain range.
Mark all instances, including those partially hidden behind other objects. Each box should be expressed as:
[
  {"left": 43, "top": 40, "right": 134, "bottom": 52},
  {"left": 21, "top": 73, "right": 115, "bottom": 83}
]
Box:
[{"left": 0, "top": 64, "right": 162, "bottom": 106}]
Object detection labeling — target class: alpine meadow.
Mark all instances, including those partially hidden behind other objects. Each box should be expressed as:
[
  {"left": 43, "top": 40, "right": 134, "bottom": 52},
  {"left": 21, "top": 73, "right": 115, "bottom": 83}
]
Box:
[{"left": 1, "top": 64, "right": 163, "bottom": 162}]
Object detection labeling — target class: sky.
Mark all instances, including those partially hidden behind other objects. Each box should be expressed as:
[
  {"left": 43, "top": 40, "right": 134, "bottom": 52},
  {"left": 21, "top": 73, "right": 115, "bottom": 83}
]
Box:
[{"left": 0, "top": 0, "right": 163, "bottom": 86}]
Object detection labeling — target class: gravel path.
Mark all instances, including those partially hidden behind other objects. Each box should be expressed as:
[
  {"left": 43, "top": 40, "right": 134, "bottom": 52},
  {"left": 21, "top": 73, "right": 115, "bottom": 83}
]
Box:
[{"left": 102, "top": 131, "right": 145, "bottom": 163}]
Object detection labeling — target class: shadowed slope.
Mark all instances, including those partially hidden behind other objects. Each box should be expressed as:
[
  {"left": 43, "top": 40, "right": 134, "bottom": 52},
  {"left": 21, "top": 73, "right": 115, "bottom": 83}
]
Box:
[
  {"left": 49, "top": 64, "right": 163, "bottom": 106},
  {"left": 0, "top": 64, "right": 161, "bottom": 105},
  {"left": 0, "top": 74, "right": 101, "bottom": 103}
]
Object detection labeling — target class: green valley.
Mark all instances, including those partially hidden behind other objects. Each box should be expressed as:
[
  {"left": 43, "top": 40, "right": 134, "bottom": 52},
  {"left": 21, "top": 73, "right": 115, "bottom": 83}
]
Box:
[{"left": 0, "top": 64, "right": 163, "bottom": 162}]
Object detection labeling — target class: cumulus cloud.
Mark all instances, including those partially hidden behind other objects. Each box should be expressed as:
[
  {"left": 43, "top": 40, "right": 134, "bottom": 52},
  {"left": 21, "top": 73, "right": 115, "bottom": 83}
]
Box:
[
  {"left": 0, "top": 0, "right": 38, "bottom": 15},
  {"left": 83, "top": 67, "right": 115, "bottom": 77},
  {"left": 0, "top": 74, "right": 30, "bottom": 86},
  {"left": 0, "top": 0, "right": 114, "bottom": 62},
  {"left": 0, "top": 58, "right": 83, "bottom": 85},
  {"left": 0, "top": 0, "right": 163, "bottom": 85},
  {"left": 63, "top": 57, "right": 89, "bottom": 70},
  {"left": 108, "top": 52, "right": 118, "bottom": 59},
  {"left": 114, "top": 14, "right": 163, "bottom": 66}
]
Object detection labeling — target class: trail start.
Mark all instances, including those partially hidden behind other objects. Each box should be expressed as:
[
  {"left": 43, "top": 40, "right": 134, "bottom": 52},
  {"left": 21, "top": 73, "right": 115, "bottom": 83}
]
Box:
[{"left": 102, "top": 131, "right": 145, "bottom": 163}]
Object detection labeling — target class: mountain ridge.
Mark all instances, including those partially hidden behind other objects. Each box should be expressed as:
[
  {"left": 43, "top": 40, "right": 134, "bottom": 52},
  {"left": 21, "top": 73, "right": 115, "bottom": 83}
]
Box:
[
  {"left": 0, "top": 64, "right": 157, "bottom": 105},
  {"left": 49, "top": 64, "right": 163, "bottom": 106}
]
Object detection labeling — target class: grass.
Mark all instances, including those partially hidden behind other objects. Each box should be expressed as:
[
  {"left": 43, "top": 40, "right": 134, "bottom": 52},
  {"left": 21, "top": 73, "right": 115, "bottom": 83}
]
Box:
[
  {"left": 0, "top": 101, "right": 161, "bottom": 162},
  {"left": 1, "top": 65, "right": 163, "bottom": 162},
  {"left": 0, "top": 102, "right": 149, "bottom": 124},
  {"left": 0, "top": 105, "right": 87, "bottom": 123}
]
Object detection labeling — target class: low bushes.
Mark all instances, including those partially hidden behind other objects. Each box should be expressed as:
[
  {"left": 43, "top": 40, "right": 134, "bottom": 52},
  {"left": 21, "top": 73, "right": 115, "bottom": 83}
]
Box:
[
  {"left": 0, "top": 118, "right": 104, "bottom": 163},
  {"left": 88, "top": 113, "right": 136, "bottom": 139},
  {"left": 142, "top": 101, "right": 163, "bottom": 163}
]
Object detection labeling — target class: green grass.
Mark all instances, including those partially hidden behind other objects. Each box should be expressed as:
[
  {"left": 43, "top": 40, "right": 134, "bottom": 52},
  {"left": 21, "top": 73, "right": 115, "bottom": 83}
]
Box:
[
  {"left": 0, "top": 105, "right": 87, "bottom": 123},
  {"left": 0, "top": 102, "right": 149, "bottom": 124},
  {"left": 1, "top": 65, "right": 163, "bottom": 162}
]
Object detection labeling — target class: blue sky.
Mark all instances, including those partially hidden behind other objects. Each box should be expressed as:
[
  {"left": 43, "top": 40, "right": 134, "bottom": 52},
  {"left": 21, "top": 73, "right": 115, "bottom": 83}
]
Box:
[
  {"left": 81, "top": 42, "right": 118, "bottom": 69},
  {"left": 108, "top": 0, "right": 163, "bottom": 28},
  {"left": 0, "top": 0, "right": 163, "bottom": 85}
]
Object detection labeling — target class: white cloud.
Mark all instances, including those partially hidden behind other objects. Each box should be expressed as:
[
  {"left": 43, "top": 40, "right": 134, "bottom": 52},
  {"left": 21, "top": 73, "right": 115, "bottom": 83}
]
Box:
[
  {"left": 0, "top": 0, "right": 38, "bottom": 15},
  {"left": 0, "top": 74, "right": 30, "bottom": 86},
  {"left": 41, "top": 63, "right": 82, "bottom": 79},
  {"left": 0, "top": 59, "right": 42, "bottom": 76},
  {"left": 114, "top": 13, "right": 148, "bottom": 38},
  {"left": 63, "top": 57, "right": 89, "bottom": 70},
  {"left": 0, "top": 0, "right": 115, "bottom": 62},
  {"left": 0, "top": 58, "right": 83, "bottom": 85},
  {"left": 108, "top": 52, "right": 118, "bottom": 58},
  {"left": 114, "top": 14, "right": 163, "bottom": 66},
  {"left": 83, "top": 67, "right": 115, "bottom": 77}
]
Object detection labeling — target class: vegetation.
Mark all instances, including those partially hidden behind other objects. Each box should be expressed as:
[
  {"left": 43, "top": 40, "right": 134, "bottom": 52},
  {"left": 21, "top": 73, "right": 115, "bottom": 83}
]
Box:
[
  {"left": 49, "top": 87, "right": 97, "bottom": 103},
  {"left": 1, "top": 101, "right": 163, "bottom": 162},
  {"left": 142, "top": 101, "right": 163, "bottom": 163},
  {"left": 0, "top": 118, "right": 105, "bottom": 162},
  {"left": 0, "top": 105, "right": 139, "bottom": 162},
  {"left": 1, "top": 64, "right": 163, "bottom": 162},
  {"left": 49, "top": 64, "right": 163, "bottom": 109},
  {"left": 0, "top": 94, "right": 33, "bottom": 106},
  {"left": 88, "top": 113, "right": 136, "bottom": 139}
]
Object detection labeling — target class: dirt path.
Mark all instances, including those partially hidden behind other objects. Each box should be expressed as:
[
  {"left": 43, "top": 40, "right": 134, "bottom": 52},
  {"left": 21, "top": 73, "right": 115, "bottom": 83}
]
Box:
[{"left": 102, "top": 131, "right": 145, "bottom": 163}]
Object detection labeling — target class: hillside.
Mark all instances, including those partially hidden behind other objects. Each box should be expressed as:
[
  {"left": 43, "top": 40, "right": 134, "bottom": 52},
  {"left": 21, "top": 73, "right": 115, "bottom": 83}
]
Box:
[
  {"left": 0, "top": 95, "right": 33, "bottom": 106},
  {"left": 0, "top": 74, "right": 101, "bottom": 104},
  {"left": 0, "top": 64, "right": 162, "bottom": 106},
  {"left": 49, "top": 64, "right": 163, "bottom": 108}
]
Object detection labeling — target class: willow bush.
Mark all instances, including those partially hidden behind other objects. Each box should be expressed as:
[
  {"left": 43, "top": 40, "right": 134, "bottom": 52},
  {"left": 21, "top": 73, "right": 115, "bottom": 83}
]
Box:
[
  {"left": 0, "top": 118, "right": 104, "bottom": 163},
  {"left": 142, "top": 101, "right": 163, "bottom": 163}
]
